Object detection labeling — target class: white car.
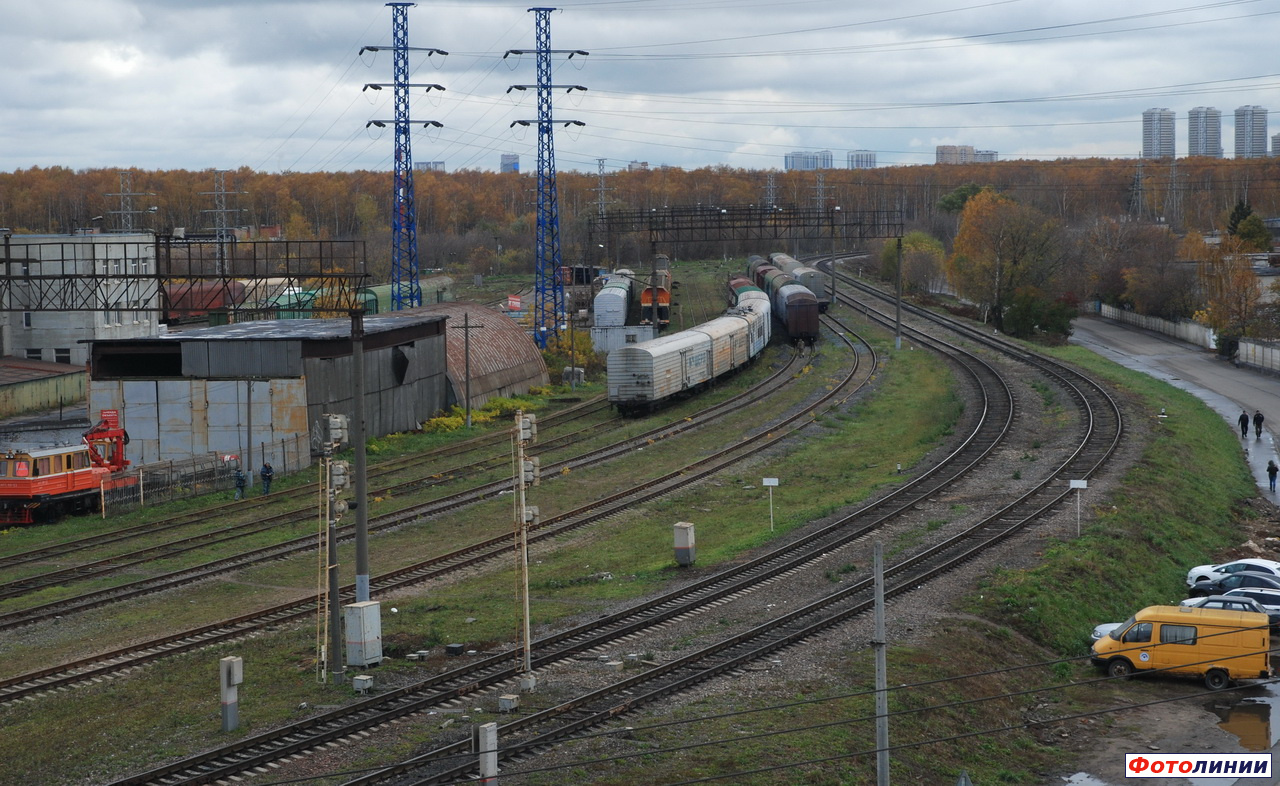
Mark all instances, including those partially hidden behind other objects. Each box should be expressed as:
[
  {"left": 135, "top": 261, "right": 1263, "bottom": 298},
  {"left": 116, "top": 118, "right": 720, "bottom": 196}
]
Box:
[
  {"left": 1185, "top": 558, "right": 1280, "bottom": 588},
  {"left": 1090, "top": 622, "right": 1121, "bottom": 642}
]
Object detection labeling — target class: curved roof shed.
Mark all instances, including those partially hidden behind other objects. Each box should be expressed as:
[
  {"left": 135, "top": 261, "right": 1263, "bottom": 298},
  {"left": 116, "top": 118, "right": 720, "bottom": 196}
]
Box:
[{"left": 405, "top": 302, "right": 549, "bottom": 410}]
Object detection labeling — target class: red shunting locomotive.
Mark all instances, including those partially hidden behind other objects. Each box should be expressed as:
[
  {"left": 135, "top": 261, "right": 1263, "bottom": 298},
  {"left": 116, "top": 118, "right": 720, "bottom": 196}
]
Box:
[{"left": 0, "top": 410, "right": 135, "bottom": 525}]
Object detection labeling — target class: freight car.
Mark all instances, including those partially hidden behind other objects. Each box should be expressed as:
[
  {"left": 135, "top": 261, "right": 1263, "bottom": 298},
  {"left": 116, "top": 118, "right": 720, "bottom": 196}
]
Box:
[
  {"left": 0, "top": 411, "right": 135, "bottom": 524},
  {"left": 593, "top": 269, "right": 635, "bottom": 328},
  {"left": 608, "top": 281, "right": 771, "bottom": 414},
  {"left": 768, "top": 252, "right": 829, "bottom": 312},
  {"left": 751, "top": 262, "right": 820, "bottom": 345},
  {"left": 161, "top": 281, "right": 247, "bottom": 325}
]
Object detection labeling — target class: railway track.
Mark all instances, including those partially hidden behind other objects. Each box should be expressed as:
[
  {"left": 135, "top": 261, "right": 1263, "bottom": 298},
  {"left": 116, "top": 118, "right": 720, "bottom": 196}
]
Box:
[
  {"left": 0, "top": 343, "right": 817, "bottom": 704},
  {"left": 340, "top": 291, "right": 1123, "bottom": 786},
  {"left": 116, "top": 301, "right": 1114, "bottom": 786},
  {"left": 27, "top": 281, "right": 1124, "bottom": 785},
  {"left": 107, "top": 315, "right": 876, "bottom": 785},
  {"left": 0, "top": 397, "right": 613, "bottom": 590}
]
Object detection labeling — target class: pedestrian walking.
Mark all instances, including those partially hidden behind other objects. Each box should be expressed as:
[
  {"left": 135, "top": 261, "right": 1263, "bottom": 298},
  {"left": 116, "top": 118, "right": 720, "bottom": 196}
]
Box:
[
  {"left": 1256, "top": 410, "right": 1266, "bottom": 439},
  {"left": 1268, "top": 460, "right": 1278, "bottom": 492},
  {"left": 260, "top": 462, "right": 275, "bottom": 495},
  {"left": 1240, "top": 410, "right": 1251, "bottom": 438},
  {"left": 233, "top": 469, "right": 247, "bottom": 500}
]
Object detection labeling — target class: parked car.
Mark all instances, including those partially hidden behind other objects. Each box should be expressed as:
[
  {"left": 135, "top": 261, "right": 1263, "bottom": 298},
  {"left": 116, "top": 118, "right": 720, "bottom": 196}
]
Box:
[
  {"left": 1220, "top": 587, "right": 1280, "bottom": 621},
  {"left": 1090, "top": 622, "right": 1122, "bottom": 642},
  {"left": 1186, "top": 558, "right": 1280, "bottom": 588},
  {"left": 1187, "top": 570, "right": 1280, "bottom": 598},
  {"left": 1178, "top": 594, "right": 1280, "bottom": 626}
]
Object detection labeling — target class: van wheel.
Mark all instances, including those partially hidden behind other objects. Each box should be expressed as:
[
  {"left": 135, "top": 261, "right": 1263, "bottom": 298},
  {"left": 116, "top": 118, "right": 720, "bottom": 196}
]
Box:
[
  {"left": 1205, "top": 669, "right": 1231, "bottom": 691},
  {"left": 1107, "top": 658, "right": 1134, "bottom": 679}
]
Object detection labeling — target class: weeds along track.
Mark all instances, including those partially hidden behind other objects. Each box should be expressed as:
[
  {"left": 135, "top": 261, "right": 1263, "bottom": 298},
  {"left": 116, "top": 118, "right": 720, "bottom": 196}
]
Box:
[
  {"left": 324, "top": 292, "right": 1124, "bottom": 786},
  {"left": 0, "top": 344, "right": 817, "bottom": 704},
  {"left": 0, "top": 396, "right": 611, "bottom": 592},
  {"left": 125, "top": 297, "right": 1120, "bottom": 786},
  {"left": 108, "top": 321, "right": 875, "bottom": 786}
]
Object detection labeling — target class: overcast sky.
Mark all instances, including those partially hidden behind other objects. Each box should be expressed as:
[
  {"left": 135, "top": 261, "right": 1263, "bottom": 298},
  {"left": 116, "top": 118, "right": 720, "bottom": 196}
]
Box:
[{"left": 3, "top": 0, "right": 1278, "bottom": 175}]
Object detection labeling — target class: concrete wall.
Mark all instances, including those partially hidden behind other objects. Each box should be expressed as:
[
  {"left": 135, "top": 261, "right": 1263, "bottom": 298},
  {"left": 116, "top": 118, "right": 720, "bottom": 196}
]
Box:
[{"left": 1097, "top": 304, "right": 1216, "bottom": 349}]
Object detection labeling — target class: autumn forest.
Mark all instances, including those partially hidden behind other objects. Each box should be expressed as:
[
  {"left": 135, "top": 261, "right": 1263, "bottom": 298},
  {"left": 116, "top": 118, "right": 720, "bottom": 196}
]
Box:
[{"left": 4, "top": 156, "right": 1280, "bottom": 341}]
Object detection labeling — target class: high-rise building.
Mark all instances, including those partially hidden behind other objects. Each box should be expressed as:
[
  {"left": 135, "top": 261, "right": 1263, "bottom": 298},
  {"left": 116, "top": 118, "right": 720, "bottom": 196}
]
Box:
[
  {"left": 1142, "top": 108, "right": 1175, "bottom": 159},
  {"left": 936, "top": 145, "right": 975, "bottom": 164},
  {"left": 784, "top": 150, "right": 833, "bottom": 171},
  {"left": 1188, "top": 107, "right": 1223, "bottom": 157},
  {"left": 974, "top": 150, "right": 999, "bottom": 163},
  {"left": 499, "top": 153, "right": 520, "bottom": 173},
  {"left": 1272, "top": 133, "right": 1280, "bottom": 156},
  {"left": 1235, "top": 106, "right": 1269, "bottom": 158},
  {"left": 847, "top": 150, "right": 876, "bottom": 169},
  {"left": 414, "top": 161, "right": 446, "bottom": 172}
]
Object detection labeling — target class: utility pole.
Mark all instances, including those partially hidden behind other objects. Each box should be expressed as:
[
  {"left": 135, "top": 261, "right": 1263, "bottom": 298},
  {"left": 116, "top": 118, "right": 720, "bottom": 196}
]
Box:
[
  {"left": 350, "top": 312, "right": 371, "bottom": 603},
  {"left": 513, "top": 411, "right": 539, "bottom": 692},
  {"left": 506, "top": 8, "right": 588, "bottom": 348},
  {"left": 456, "top": 312, "right": 485, "bottom": 427},
  {"left": 873, "top": 542, "right": 890, "bottom": 786},
  {"left": 894, "top": 236, "right": 903, "bottom": 351},
  {"left": 362, "top": 2, "right": 447, "bottom": 311}
]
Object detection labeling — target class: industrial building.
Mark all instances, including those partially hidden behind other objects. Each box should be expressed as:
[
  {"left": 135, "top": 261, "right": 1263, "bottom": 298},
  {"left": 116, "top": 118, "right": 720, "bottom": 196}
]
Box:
[
  {"left": 87, "top": 313, "right": 448, "bottom": 469},
  {"left": 1, "top": 233, "right": 162, "bottom": 366}
]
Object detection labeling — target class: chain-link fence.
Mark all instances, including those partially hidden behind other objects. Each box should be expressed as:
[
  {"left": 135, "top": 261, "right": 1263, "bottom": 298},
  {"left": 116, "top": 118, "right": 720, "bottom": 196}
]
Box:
[{"left": 102, "top": 433, "right": 313, "bottom": 516}]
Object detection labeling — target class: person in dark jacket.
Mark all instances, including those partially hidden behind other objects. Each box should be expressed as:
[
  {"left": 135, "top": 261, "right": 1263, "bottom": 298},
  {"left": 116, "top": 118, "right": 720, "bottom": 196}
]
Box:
[
  {"left": 1268, "top": 460, "right": 1278, "bottom": 492},
  {"left": 1241, "top": 410, "right": 1251, "bottom": 438},
  {"left": 1256, "top": 410, "right": 1266, "bottom": 439},
  {"left": 234, "top": 469, "right": 247, "bottom": 500},
  {"left": 260, "top": 462, "right": 275, "bottom": 495}
]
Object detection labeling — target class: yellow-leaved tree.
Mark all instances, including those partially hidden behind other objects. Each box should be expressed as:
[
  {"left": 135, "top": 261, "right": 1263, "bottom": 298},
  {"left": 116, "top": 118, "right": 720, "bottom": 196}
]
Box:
[{"left": 946, "top": 189, "right": 1064, "bottom": 331}]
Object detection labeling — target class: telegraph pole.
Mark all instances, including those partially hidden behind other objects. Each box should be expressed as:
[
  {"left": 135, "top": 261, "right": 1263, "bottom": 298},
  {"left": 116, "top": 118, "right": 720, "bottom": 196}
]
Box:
[{"left": 506, "top": 7, "right": 588, "bottom": 348}]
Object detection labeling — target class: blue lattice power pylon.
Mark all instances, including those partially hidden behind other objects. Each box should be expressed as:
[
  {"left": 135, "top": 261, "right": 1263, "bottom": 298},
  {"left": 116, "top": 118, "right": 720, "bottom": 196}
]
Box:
[
  {"left": 507, "top": 8, "right": 587, "bottom": 347},
  {"left": 362, "top": 2, "right": 446, "bottom": 311}
]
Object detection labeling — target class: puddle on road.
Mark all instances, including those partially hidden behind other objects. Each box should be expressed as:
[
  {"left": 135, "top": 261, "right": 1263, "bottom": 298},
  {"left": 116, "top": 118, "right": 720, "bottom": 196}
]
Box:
[{"left": 1207, "top": 682, "right": 1280, "bottom": 751}]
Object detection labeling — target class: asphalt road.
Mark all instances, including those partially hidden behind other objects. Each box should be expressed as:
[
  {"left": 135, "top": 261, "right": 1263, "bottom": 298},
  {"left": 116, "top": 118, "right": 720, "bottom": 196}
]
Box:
[{"left": 1071, "top": 315, "right": 1280, "bottom": 494}]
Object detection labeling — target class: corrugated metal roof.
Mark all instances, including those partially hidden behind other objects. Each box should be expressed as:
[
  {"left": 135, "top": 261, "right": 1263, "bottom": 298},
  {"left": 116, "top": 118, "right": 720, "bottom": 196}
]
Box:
[
  {"left": 138, "top": 314, "right": 445, "bottom": 342},
  {"left": 0, "top": 357, "right": 83, "bottom": 386},
  {"left": 403, "top": 302, "right": 549, "bottom": 408}
]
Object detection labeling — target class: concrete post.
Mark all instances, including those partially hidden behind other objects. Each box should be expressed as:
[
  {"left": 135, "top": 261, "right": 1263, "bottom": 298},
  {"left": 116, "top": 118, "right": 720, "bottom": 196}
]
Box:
[{"left": 219, "top": 655, "right": 243, "bottom": 732}]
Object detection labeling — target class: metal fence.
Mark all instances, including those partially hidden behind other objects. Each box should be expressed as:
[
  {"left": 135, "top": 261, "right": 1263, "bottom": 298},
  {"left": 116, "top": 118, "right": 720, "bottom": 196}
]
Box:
[{"left": 102, "top": 433, "right": 313, "bottom": 516}]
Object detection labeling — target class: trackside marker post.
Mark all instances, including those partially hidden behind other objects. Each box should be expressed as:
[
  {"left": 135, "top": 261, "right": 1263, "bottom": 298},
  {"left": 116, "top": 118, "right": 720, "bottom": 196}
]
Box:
[
  {"left": 763, "top": 477, "right": 778, "bottom": 532},
  {"left": 1070, "top": 479, "right": 1088, "bottom": 536}
]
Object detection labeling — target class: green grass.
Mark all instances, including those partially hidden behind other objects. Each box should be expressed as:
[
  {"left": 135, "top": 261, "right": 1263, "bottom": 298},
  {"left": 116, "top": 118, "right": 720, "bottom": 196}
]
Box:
[
  {"left": 0, "top": 324, "right": 965, "bottom": 783},
  {"left": 968, "top": 344, "right": 1253, "bottom": 655}
]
